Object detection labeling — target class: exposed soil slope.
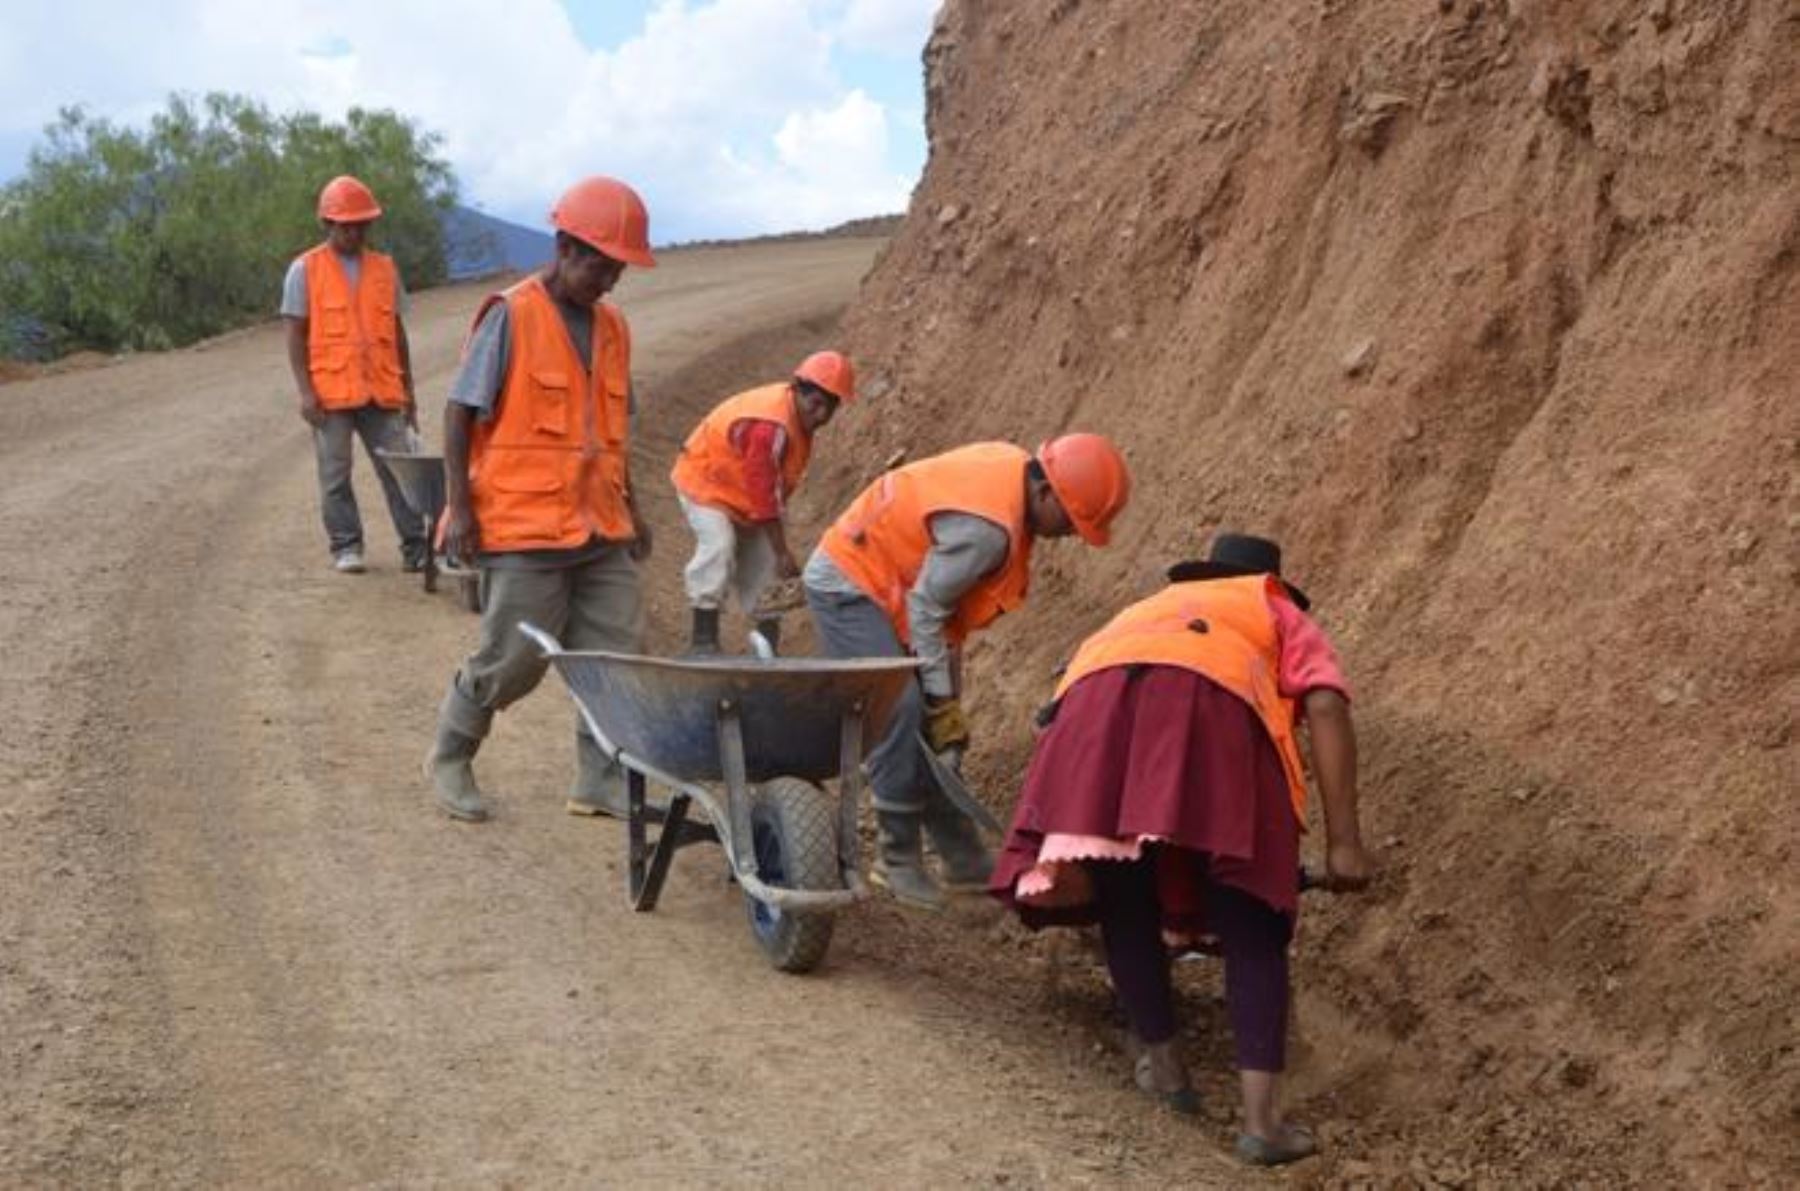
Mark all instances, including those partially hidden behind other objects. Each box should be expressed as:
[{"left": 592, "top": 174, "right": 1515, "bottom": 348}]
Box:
[{"left": 823, "top": 1, "right": 1798, "bottom": 1184}]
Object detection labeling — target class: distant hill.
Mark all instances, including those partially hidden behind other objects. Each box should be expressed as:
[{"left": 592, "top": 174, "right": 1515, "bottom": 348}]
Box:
[
  {"left": 439, "top": 205, "right": 554, "bottom": 280},
  {"left": 660, "top": 213, "right": 903, "bottom": 252},
  {"left": 439, "top": 206, "right": 902, "bottom": 280}
]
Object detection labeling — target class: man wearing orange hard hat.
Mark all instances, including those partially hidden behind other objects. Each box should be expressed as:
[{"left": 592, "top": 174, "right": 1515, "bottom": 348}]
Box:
[
  {"left": 281, "top": 174, "right": 426, "bottom": 574},
  {"left": 670, "top": 350, "right": 855, "bottom": 655},
  {"left": 804, "top": 433, "right": 1132, "bottom": 908},
  {"left": 427, "top": 176, "right": 658, "bottom": 824}
]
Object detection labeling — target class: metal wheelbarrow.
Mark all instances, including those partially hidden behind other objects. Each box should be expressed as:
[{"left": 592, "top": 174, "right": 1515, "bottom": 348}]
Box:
[
  {"left": 520, "top": 622, "right": 919, "bottom": 974},
  {"left": 373, "top": 449, "right": 482, "bottom": 612}
]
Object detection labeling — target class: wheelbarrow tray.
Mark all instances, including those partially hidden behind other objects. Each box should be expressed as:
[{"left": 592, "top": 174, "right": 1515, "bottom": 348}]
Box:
[
  {"left": 539, "top": 647, "right": 917, "bottom": 783},
  {"left": 375, "top": 448, "right": 447, "bottom": 522},
  {"left": 374, "top": 448, "right": 478, "bottom": 602}
]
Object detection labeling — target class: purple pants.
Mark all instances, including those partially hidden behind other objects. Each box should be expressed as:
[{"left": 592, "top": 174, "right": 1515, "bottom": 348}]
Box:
[{"left": 1090, "top": 852, "right": 1292, "bottom": 1071}]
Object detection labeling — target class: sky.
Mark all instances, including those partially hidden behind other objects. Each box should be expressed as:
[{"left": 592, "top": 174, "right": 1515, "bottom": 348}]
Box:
[{"left": 0, "top": 0, "right": 940, "bottom": 243}]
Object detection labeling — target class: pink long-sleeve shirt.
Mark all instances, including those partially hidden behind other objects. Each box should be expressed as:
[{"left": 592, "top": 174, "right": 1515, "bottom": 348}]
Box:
[
  {"left": 1269, "top": 595, "right": 1352, "bottom": 703},
  {"left": 728, "top": 419, "right": 788, "bottom": 524}
]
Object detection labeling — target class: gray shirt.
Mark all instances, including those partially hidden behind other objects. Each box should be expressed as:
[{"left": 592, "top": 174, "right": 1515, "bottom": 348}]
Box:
[
  {"left": 279, "top": 252, "right": 410, "bottom": 318},
  {"left": 804, "top": 512, "right": 1012, "bottom": 697}
]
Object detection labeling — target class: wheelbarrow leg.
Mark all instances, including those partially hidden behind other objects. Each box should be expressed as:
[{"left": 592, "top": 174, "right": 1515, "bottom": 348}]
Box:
[
  {"left": 837, "top": 701, "right": 865, "bottom": 882},
  {"left": 421, "top": 510, "right": 439, "bottom": 593},
  {"left": 627, "top": 767, "right": 648, "bottom": 899},
  {"left": 717, "top": 700, "right": 757, "bottom": 881},
  {"left": 627, "top": 765, "right": 691, "bottom": 914}
]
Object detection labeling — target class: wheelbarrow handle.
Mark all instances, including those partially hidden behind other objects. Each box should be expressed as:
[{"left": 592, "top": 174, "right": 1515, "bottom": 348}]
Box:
[
  {"left": 517, "top": 621, "right": 563, "bottom": 658},
  {"left": 915, "top": 734, "right": 1005, "bottom": 835}
]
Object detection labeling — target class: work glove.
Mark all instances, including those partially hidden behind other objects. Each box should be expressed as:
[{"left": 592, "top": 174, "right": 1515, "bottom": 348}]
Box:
[
  {"left": 922, "top": 697, "right": 971, "bottom": 755},
  {"left": 755, "top": 576, "right": 808, "bottom": 615}
]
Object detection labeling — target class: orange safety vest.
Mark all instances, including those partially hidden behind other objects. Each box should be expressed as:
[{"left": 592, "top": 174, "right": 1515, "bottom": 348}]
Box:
[
  {"left": 819, "top": 442, "right": 1033, "bottom": 647},
  {"left": 301, "top": 244, "right": 407, "bottom": 410},
  {"left": 669, "top": 383, "right": 813, "bottom": 521},
  {"left": 467, "top": 276, "right": 634, "bottom": 551},
  {"left": 1055, "top": 574, "right": 1311, "bottom": 821}
]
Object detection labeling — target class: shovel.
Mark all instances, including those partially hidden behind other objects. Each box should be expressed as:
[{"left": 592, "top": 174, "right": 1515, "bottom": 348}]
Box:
[{"left": 915, "top": 734, "right": 1004, "bottom": 835}]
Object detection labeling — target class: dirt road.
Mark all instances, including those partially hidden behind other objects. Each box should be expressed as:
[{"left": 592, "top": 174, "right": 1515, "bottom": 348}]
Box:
[{"left": 1, "top": 239, "right": 1259, "bottom": 1187}]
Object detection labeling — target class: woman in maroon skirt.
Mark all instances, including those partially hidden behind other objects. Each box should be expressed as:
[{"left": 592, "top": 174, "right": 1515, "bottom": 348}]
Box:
[{"left": 990, "top": 533, "right": 1373, "bottom": 1167}]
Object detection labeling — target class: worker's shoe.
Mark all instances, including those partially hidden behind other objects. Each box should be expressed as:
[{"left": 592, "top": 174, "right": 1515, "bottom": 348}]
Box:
[
  {"left": 334, "top": 547, "right": 367, "bottom": 574},
  {"left": 1235, "top": 1124, "right": 1318, "bottom": 1166},
  {"left": 401, "top": 541, "right": 430, "bottom": 573},
  {"left": 428, "top": 723, "right": 489, "bottom": 822},
  {"left": 685, "top": 607, "right": 721, "bottom": 657},
  {"left": 925, "top": 802, "right": 994, "bottom": 892},
  {"left": 1132, "top": 1038, "right": 1199, "bottom": 1116},
  {"left": 567, "top": 732, "right": 627, "bottom": 818},
  {"left": 871, "top": 810, "right": 943, "bottom": 910},
  {"left": 751, "top": 618, "right": 782, "bottom": 656}
]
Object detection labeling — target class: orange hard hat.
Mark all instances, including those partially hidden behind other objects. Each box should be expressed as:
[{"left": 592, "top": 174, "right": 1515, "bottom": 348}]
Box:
[
  {"left": 1037, "top": 433, "right": 1131, "bottom": 546},
  {"left": 317, "top": 175, "right": 382, "bottom": 222},
  {"left": 550, "top": 176, "right": 656, "bottom": 268},
  {"left": 793, "top": 350, "right": 855, "bottom": 403}
]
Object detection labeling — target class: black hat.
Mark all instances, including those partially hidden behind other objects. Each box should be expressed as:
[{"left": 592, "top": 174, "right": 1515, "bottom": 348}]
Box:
[{"left": 1167, "top": 532, "right": 1310, "bottom": 610}]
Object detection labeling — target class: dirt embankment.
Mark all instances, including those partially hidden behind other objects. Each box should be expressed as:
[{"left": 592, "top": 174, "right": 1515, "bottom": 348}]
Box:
[{"left": 817, "top": 1, "right": 1797, "bottom": 1184}]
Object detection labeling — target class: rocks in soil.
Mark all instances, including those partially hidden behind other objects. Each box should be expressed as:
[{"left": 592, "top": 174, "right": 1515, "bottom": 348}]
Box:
[{"left": 1342, "top": 337, "right": 1378, "bottom": 377}]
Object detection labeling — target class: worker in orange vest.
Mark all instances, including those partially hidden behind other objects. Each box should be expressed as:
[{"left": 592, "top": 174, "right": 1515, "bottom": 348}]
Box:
[
  {"left": 427, "top": 176, "right": 657, "bottom": 824},
  {"left": 804, "top": 435, "right": 1132, "bottom": 909},
  {"left": 281, "top": 174, "right": 426, "bottom": 574},
  {"left": 991, "top": 533, "right": 1373, "bottom": 1166},
  {"left": 670, "top": 351, "right": 855, "bottom": 655}
]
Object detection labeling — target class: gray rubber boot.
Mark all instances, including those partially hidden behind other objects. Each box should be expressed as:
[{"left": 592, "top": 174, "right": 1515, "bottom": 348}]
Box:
[
  {"left": 686, "top": 607, "right": 722, "bottom": 656},
  {"left": 751, "top": 618, "right": 782, "bottom": 655},
  {"left": 871, "top": 810, "right": 943, "bottom": 910},
  {"left": 568, "top": 731, "right": 627, "bottom": 818},
  {"left": 925, "top": 801, "right": 994, "bottom": 892},
  {"left": 428, "top": 723, "right": 490, "bottom": 822}
]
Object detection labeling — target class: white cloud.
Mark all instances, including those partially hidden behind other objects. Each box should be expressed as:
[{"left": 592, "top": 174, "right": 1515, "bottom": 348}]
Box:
[
  {"left": 0, "top": 0, "right": 924, "bottom": 241},
  {"left": 760, "top": 89, "right": 909, "bottom": 227},
  {"left": 834, "top": 0, "right": 942, "bottom": 55}
]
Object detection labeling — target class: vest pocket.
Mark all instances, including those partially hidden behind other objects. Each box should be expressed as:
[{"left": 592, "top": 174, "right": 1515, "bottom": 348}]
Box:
[
  {"left": 318, "top": 300, "right": 351, "bottom": 339},
  {"left": 529, "top": 369, "right": 570, "bottom": 435},
  {"left": 597, "top": 378, "right": 629, "bottom": 446},
  {"left": 311, "top": 343, "right": 355, "bottom": 395},
  {"left": 314, "top": 343, "right": 354, "bottom": 371},
  {"left": 487, "top": 452, "right": 564, "bottom": 494}
]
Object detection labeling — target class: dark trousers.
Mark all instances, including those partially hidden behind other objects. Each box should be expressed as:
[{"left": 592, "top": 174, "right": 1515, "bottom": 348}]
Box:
[
  {"left": 311, "top": 405, "right": 422, "bottom": 556},
  {"left": 1091, "top": 851, "right": 1293, "bottom": 1071}
]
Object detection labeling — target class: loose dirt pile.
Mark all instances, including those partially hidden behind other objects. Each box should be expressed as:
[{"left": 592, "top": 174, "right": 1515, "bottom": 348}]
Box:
[{"left": 814, "top": 1, "right": 1797, "bottom": 1184}]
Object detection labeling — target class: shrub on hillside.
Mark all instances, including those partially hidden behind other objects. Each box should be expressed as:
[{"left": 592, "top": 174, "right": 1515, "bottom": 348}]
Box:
[{"left": 0, "top": 93, "right": 456, "bottom": 359}]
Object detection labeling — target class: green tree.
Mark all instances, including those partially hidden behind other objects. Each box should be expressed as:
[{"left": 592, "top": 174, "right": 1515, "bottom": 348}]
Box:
[{"left": 0, "top": 93, "right": 457, "bottom": 358}]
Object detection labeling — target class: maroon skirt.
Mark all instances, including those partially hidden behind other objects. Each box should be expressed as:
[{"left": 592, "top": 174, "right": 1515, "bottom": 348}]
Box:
[{"left": 990, "top": 664, "right": 1302, "bottom": 932}]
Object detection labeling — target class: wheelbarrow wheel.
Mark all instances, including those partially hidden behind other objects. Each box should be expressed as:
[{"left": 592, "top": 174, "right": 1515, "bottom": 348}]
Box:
[{"left": 744, "top": 777, "right": 838, "bottom": 974}]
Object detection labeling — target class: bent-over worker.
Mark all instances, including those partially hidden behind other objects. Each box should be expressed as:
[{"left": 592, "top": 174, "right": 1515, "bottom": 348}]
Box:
[
  {"left": 990, "top": 533, "right": 1374, "bottom": 1167},
  {"left": 805, "top": 435, "right": 1132, "bottom": 909},
  {"left": 427, "top": 176, "right": 657, "bottom": 824},
  {"left": 670, "top": 351, "right": 855, "bottom": 654}
]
